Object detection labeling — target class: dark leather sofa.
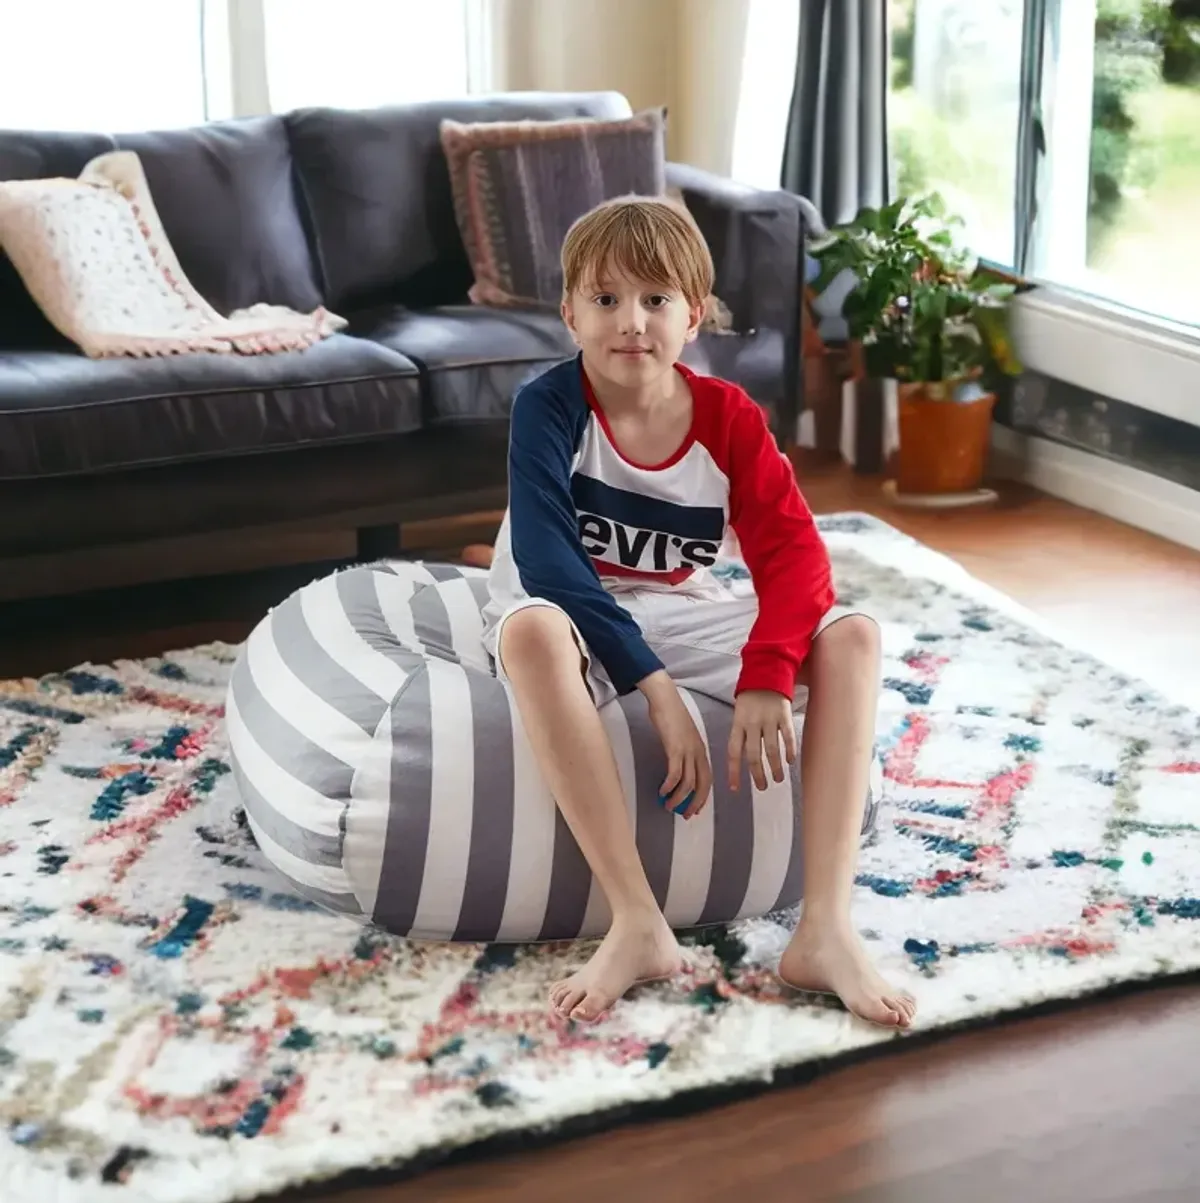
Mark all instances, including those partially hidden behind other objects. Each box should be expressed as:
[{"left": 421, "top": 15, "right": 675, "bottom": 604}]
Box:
[{"left": 0, "top": 91, "right": 809, "bottom": 601}]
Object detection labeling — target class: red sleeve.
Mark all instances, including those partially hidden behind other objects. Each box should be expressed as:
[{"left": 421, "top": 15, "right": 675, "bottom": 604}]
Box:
[{"left": 725, "top": 392, "right": 835, "bottom": 699}]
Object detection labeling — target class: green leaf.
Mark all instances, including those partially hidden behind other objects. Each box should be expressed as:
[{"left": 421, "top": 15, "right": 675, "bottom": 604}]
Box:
[
  {"left": 913, "top": 285, "right": 948, "bottom": 325},
  {"left": 812, "top": 259, "right": 849, "bottom": 295},
  {"left": 974, "top": 306, "right": 1023, "bottom": 376},
  {"left": 912, "top": 191, "right": 946, "bottom": 220},
  {"left": 943, "top": 289, "right": 977, "bottom": 318},
  {"left": 851, "top": 206, "right": 883, "bottom": 234},
  {"left": 879, "top": 197, "right": 907, "bottom": 232}
]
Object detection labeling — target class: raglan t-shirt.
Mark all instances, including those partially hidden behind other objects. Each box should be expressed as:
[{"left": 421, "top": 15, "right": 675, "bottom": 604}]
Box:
[{"left": 482, "top": 355, "right": 835, "bottom": 699}]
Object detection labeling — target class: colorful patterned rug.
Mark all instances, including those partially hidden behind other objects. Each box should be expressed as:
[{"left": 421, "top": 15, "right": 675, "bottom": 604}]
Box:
[{"left": 2, "top": 514, "right": 1198, "bottom": 1203}]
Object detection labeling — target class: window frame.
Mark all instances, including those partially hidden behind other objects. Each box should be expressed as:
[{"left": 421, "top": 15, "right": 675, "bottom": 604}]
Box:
[{"left": 1013, "top": 0, "right": 1049, "bottom": 276}]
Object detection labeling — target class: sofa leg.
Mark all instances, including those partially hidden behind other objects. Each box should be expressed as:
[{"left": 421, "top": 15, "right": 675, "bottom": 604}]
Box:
[{"left": 356, "top": 522, "right": 402, "bottom": 562}]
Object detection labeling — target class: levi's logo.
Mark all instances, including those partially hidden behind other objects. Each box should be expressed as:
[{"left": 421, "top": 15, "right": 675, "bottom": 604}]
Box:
[
  {"left": 578, "top": 513, "right": 720, "bottom": 571},
  {"left": 569, "top": 474, "right": 725, "bottom": 576}
]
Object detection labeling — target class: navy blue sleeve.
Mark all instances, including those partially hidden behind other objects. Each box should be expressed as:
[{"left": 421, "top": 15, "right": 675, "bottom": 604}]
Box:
[{"left": 507, "top": 372, "right": 664, "bottom": 696}]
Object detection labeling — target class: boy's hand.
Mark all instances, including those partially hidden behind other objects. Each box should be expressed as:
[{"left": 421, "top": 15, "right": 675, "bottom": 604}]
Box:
[
  {"left": 640, "top": 670, "right": 713, "bottom": 819},
  {"left": 728, "top": 690, "right": 796, "bottom": 792}
]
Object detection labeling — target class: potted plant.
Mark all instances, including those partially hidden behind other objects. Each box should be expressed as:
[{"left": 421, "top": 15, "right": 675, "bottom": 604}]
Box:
[{"left": 808, "top": 194, "right": 1022, "bottom": 497}]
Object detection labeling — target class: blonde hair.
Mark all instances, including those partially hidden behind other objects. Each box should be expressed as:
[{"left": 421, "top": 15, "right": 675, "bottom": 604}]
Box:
[{"left": 561, "top": 195, "right": 714, "bottom": 307}]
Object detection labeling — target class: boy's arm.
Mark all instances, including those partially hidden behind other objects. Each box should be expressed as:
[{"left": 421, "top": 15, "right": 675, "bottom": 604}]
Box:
[
  {"left": 508, "top": 380, "right": 665, "bottom": 695},
  {"left": 727, "top": 396, "right": 835, "bottom": 700}
]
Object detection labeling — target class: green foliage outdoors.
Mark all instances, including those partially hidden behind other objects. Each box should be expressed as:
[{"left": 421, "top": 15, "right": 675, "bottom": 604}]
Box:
[{"left": 889, "top": 0, "right": 1200, "bottom": 251}]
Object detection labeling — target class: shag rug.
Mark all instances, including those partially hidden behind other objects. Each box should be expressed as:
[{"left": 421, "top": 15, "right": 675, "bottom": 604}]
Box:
[{"left": 2, "top": 515, "right": 1198, "bottom": 1203}]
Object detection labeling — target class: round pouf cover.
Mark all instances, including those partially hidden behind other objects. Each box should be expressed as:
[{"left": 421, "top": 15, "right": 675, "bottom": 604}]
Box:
[{"left": 226, "top": 560, "right": 879, "bottom": 943}]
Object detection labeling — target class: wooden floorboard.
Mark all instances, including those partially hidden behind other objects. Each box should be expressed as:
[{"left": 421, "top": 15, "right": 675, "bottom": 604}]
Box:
[
  {"left": 9, "top": 463, "right": 1200, "bottom": 1200},
  {"left": 307, "top": 978, "right": 1199, "bottom": 1203}
]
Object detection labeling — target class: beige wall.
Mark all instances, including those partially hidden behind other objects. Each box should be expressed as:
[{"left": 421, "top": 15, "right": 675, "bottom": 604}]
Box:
[
  {"left": 673, "top": 0, "right": 751, "bottom": 174},
  {"left": 492, "top": 0, "right": 751, "bottom": 176}
]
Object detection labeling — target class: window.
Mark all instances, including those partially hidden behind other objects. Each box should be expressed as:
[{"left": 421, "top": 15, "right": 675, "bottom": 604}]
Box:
[
  {"left": 730, "top": 0, "right": 801, "bottom": 188},
  {"left": 0, "top": 0, "right": 480, "bottom": 135},
  {"left": 262, "top": 0, "right": 471, "bottom": 112},
  {"left": 1041, "top": 0, "right": 1200, "bottom": 326},
  {"left": 890, "top": 0, "right": 1200, "bottom": 327},
  {"left": 887, "top": 0, "right": 1025, "bottom": 268},
  {"left": 0, "top": 0, "right": 220, "bottom": 132}
]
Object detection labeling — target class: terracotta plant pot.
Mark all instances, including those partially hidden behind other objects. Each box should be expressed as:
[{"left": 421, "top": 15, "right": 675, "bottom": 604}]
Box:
[{"left": 895, "top": 379, "right": 996, "bottom": 495}]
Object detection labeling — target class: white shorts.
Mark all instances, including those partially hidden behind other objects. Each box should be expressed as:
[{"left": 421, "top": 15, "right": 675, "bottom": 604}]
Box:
[{"left": 486, "top": 583, "right": 873, "bottom": 710}]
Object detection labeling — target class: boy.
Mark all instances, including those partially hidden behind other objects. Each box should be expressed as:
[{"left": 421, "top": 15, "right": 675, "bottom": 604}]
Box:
[{"left": 481, "top": 197, "right": 915, "bottom": 1030}]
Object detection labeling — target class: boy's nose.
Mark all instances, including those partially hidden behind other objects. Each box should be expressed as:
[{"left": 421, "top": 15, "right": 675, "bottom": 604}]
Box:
[{"left": 618, "top": 302, "right": 646, "bottom": 334}]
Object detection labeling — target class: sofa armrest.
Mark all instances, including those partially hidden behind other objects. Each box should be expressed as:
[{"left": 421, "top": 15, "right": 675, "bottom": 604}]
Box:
[
  {"left": 666, "top": 161, "right": 823, "bottom": 336},
  {"left": 666, "top": 161, "right": 824, "bottom": 444}
]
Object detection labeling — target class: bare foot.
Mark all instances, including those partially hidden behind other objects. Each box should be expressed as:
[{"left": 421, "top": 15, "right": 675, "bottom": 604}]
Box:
[
  {"left": 550, "top": 911, "right": 683, "bottom": 1023},
  {"left": 778, "top": 919, "right": 916, "bottom": 1029}
]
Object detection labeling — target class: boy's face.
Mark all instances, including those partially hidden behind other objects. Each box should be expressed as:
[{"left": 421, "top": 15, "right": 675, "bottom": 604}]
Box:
[{"left": 562, "top": 267, "right": 705, "bottom": 391}]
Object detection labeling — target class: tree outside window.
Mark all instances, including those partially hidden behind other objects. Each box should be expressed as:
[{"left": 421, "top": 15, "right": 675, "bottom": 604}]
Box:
[{"left": 889, "top": 0, "right": 1200, "bottom": 327}]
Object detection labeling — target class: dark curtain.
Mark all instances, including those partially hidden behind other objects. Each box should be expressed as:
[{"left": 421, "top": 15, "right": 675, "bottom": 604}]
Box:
[{"left": 780, "top": 0, "right": 889, "bottom": 226}]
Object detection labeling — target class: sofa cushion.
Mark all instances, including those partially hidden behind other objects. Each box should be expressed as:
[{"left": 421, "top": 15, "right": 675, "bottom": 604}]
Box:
[
  {"left": 0, "top": 131, "right": 117, "bottom": 349},
  {"left": 0, "top": 334, "right": 420, "bottom": 480},
  {"left": 350, "top": 304, "right": 778, "bottom": 428},
  {"left": 350, "top": 304, "right": 576, "bottom": 423},
  {"left": 112, "top": 117, "right": 324, "bottom": 316},
  {"left": 286, "top": 92, "right": 633, "bottom": 313}
]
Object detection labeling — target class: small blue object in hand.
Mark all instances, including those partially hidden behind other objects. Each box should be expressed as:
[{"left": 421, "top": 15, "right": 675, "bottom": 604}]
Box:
[{"left": 658, "top": 790, "right": 694, "bottom": 815}]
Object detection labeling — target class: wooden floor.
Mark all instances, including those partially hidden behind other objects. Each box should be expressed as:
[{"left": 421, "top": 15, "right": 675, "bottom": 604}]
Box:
[{"left": 11, "top": 462, "right": 1200, "bottom": 1202}]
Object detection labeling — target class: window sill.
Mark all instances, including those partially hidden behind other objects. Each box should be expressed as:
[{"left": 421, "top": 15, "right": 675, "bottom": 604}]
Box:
[{"left": 1010, "top": 288, "right": 1200, "bottom": 428}]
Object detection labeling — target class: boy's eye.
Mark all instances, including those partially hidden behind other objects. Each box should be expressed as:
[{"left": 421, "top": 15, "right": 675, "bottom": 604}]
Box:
[
  {"left": 593, "top": 294, "right": 617, "bottom": 307},
  {"left": 646, "top": 295, "right": 670, "bottom": 308}
]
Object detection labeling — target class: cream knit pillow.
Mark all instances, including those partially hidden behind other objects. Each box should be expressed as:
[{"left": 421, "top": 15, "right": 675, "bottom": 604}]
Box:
[{"left": 0, "top": 150, "right": 344, "bottom": 357}]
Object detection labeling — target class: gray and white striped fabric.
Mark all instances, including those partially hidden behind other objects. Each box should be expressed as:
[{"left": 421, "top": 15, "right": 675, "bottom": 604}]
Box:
[{"left": 226, "top": 560, "right": 881, "bottom": 943}]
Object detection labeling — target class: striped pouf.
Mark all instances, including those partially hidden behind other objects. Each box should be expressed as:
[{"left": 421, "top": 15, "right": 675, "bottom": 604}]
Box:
[{"left": 225, "top": 560, "right": 880, "bottom": 943}]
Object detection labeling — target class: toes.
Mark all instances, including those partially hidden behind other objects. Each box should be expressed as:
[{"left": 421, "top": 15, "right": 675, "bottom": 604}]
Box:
[
  {"left": 852, "top": 994, "right": 901, "bottom": 1027},
  {"left": 570, "top": 990, "right": 610, "bottom": 1024},
  {"left": 549, "top": 981, "right": 570, "bottom": 1010},
  {"left": 553, "top": 984, "right": 587, "bottom": 1017},
  {"left": 883, "top": 997, "right": 911, "bottom": 1027}
]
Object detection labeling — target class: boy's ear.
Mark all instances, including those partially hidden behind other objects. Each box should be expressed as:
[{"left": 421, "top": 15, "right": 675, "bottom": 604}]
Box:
[
  {"left": 684, "top": 298, "right": 706, "bottom": 343},
  {"left": 561, "top": 295, "right": 580, "bottom": 344}
]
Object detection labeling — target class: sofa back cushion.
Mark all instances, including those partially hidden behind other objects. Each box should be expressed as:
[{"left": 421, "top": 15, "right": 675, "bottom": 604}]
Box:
[
  {"left": 0, "top": 131, "right": 115, "bottom": 348},
  {"left": 285, "top": 91, "right": 632, "bottom": 312},
  {"left": 113, "top": 117, "right": 323, "bottom": 316}
]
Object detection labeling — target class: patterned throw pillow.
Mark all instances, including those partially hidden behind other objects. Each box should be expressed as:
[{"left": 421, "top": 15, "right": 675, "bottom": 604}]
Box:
[{"left": 440, "top": 108, "right": 668, "bottom": 308}]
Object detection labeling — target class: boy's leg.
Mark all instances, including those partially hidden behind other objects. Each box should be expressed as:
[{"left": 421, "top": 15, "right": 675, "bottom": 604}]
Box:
[
  {"left": 777, "top": 614, "right": 916, "bottom": 1027},
  {"left": 496, "top": 604, "right": 682, "bottom": 1021},
  {"left": 639, "top": 592, "right": 915, "bottom": 1028}
]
